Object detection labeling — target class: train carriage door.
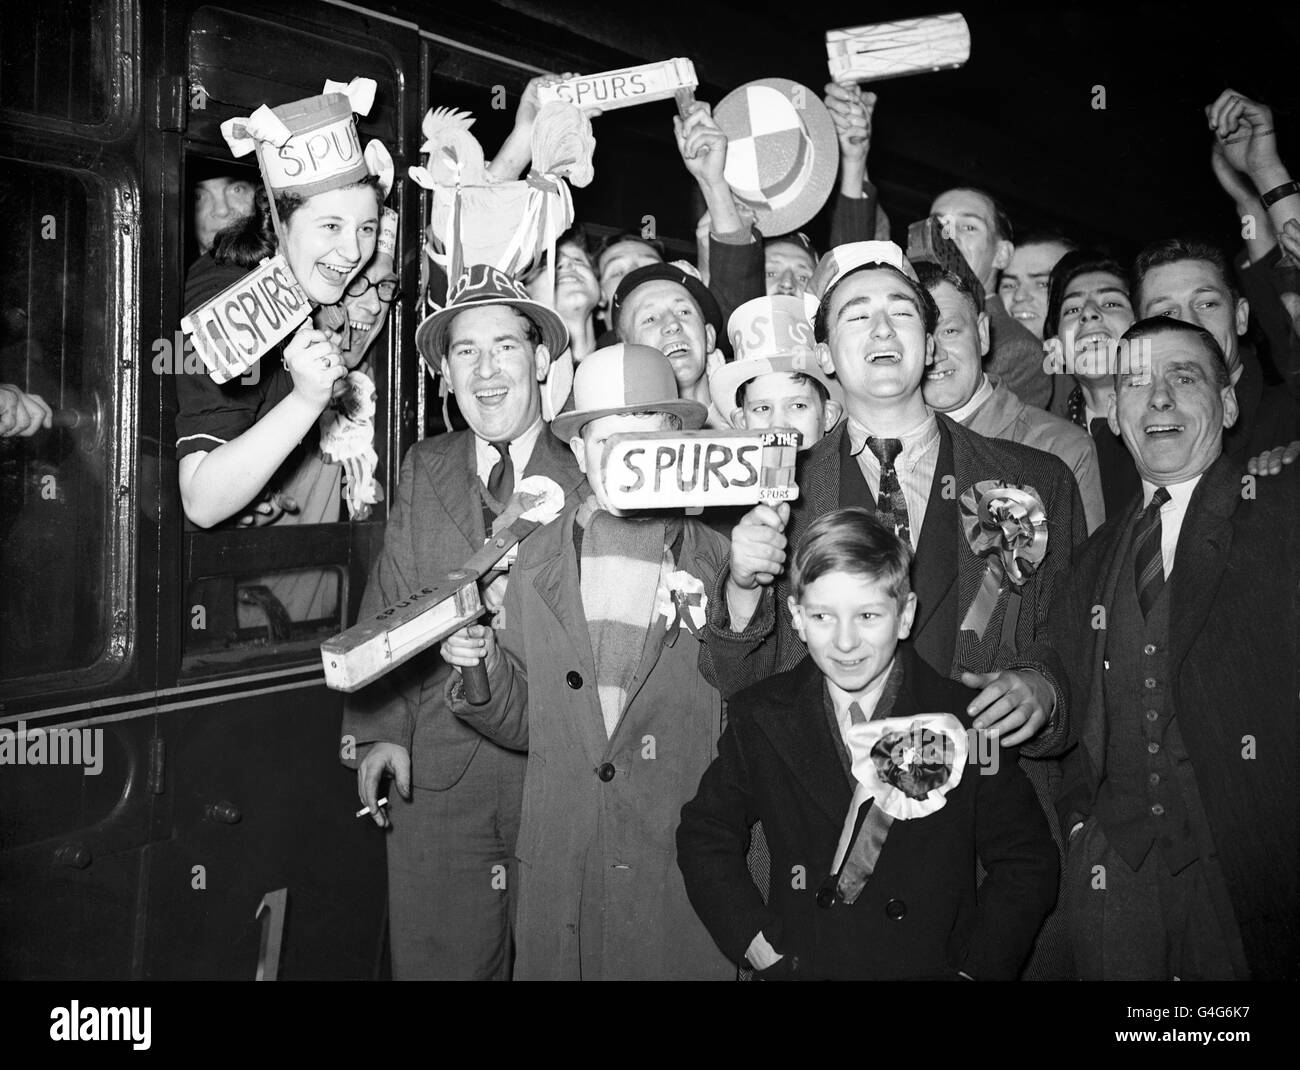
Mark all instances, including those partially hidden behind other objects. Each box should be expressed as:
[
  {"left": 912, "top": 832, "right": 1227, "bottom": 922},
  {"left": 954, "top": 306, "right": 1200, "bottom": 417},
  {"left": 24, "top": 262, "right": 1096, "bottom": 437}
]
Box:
[{"left": 135, "top": 2, "right": 419, "bottom": 980}]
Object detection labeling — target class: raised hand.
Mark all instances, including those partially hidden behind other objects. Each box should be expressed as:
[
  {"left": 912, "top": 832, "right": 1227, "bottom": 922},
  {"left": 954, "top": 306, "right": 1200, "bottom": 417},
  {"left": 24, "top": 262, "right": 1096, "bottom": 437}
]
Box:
[
  {"left": 1206, "top": 89, "right": 1284, "bottom": 187},
  {"left": 283, "top": 325, "right": 347, "bottom": 409},
  {"left": 823, "top": 82, "right": 877, "bottom": 161}
]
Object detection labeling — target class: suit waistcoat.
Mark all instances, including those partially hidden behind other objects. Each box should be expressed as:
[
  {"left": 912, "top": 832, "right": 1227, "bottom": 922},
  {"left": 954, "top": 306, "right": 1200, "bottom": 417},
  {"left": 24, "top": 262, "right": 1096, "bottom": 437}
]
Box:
[{"left": 1097, "top": 535, "right": 1198, "bottom": 873}]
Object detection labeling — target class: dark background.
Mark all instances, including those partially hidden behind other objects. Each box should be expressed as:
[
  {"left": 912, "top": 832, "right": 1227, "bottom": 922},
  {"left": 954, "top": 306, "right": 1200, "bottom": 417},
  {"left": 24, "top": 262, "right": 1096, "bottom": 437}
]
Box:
[{"left": 413, "top": 0, "right": 1300, "bottom": 262}]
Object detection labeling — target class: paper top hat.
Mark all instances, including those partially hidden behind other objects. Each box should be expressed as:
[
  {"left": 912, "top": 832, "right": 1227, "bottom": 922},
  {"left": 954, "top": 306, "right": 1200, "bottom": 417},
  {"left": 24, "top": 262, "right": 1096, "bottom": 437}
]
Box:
[
  {"left": 551, "top": 343, "right": 708, "bottom": 441},
  {"left": 416, "top": 264, "right": 569, "bottom": 368},
  {"left": 610, "top": 261, "right": 724, "bottom": 340},
  {"left": 810, "top": 240, "right": 920, "bottom": 302},
  {"left": 221, "top": 77, "right": 394, "bottom": 199},
  {"left": 712, "top": 294, "right": 842, "bottom": 412},
  {"left": 714, "top": 78, "right": 839, "bottom": 237}
]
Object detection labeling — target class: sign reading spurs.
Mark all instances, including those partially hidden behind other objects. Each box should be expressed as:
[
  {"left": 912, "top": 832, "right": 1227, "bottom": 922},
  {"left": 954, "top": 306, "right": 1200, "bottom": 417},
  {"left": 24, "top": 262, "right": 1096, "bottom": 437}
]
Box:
[
  {"left": 536, "top": 58, "right": 698, "bottom": 112},
  {"left": 180, "top": 254, "right": 311, "bottom": 383},
  {"left": 602, "top": 429, "right": 800, "bottom": 511}
]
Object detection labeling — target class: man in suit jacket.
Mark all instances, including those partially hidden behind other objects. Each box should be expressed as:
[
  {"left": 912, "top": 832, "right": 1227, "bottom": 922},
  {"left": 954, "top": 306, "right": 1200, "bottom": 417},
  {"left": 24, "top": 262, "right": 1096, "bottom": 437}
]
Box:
[
  {"left": 340, "top": 267, "right": 585, "bottom": 979},
  {"left": 917, "top": 261, "right": 1104, "bottom": 532},
  {"left": 679, "top": 643, "right": 1058, "bottom": 980},
  {"left": 1050, "top": 317, "right": 1298, "bottom": 980},
  {"left": 703, "top": 241, "right": 1086, "bottom": 977}
]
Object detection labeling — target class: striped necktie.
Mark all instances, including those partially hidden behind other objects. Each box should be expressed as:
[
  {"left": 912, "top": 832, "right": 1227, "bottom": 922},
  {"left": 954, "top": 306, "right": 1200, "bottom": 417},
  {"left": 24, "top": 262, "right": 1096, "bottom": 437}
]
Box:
[
  {"left": 1134, "top": 487, "right": 1171, "bottom": 617},
  {"left": 866, "top": 437, "right": 910, "bottom": 547}
]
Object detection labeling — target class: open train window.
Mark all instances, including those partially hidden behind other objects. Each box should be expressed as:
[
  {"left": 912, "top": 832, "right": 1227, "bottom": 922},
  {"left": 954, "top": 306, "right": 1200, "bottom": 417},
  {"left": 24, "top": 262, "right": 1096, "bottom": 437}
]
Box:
[
  {"left": 0, "top": 162, "right": 116, "bottom": 683},
  {"left": 175, "top": 4, "right": 404, "bottom": 677}
]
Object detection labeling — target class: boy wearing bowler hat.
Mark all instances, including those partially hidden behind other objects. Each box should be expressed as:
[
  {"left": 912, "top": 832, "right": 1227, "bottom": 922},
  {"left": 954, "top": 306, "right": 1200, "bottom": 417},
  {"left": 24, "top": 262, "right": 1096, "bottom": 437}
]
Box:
[{"left": 441, "top": 343, "right": 736, "bottom": 980}]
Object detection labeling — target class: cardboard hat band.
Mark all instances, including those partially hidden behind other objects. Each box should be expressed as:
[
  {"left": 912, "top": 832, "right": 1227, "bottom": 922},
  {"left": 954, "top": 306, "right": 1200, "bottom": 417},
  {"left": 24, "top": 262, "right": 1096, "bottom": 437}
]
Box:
[
  {"left": 810, "top": 240, "right": 919, "bottom": 301},
  {"left": 221, "top": 78, "right": 393, "bottom": 198},
  {"left": 551, "top": 343, "right": 708, "bottom": 441}
]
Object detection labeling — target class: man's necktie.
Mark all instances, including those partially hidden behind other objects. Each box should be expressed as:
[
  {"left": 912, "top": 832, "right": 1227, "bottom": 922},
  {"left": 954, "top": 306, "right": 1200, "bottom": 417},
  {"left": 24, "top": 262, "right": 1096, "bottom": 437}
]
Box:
[
  {"left": 1134, "top": 486, "right": 1171, "bottom": 617},
  {"left": 487, "top": 440, "right": 514, "bottom": 505},
  {"left": 866, "top": 437, "right": 910, "bottom": 546}
]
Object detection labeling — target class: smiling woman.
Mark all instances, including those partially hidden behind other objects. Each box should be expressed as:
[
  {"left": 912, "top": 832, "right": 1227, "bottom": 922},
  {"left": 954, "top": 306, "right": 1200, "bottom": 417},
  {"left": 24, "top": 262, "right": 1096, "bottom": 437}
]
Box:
[{"left": 173, "top": 79, "right": 393, "bottom": 533}]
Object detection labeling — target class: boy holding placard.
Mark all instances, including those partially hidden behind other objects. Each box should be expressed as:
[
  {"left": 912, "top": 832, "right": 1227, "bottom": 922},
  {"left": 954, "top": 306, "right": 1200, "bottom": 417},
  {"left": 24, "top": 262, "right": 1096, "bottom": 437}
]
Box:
[
  {"left": 715, "top": 294, "right": 843, "bottom": 450},
  {"left": 677, "top": 508, "right": 1057, "bottom": 979},
  {"left": 440, "top": 343, "right": 735, "bottom": 981}
]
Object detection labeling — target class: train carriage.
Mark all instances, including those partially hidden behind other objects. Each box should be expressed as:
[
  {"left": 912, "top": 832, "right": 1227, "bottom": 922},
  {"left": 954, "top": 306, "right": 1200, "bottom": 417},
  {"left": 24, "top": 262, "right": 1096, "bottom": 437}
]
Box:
[{"left": 0, "top": 0, "right": 703, "bottom": 980}]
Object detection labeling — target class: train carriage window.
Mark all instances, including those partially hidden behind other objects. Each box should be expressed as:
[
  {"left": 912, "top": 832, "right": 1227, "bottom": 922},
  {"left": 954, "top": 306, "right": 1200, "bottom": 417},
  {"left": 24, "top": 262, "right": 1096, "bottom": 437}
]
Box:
[
  {"left": 0, "top": 0, "right": 115, "bottom": 125},
  {"left": 176, "top": 6, "right": 404, "bottom": 675},
  {"left": 0, "top": 163, "right": 113, "bottom": 681}
]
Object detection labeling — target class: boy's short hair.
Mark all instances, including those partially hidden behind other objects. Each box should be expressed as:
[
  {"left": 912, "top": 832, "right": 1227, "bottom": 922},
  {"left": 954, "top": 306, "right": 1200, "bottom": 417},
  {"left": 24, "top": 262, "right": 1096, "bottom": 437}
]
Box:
[
  {"left": 734, "top": 371, "right": 830, "bottom": 410},
  {"left": 789, "top": 507, "right": 912, "bottom": 603}
]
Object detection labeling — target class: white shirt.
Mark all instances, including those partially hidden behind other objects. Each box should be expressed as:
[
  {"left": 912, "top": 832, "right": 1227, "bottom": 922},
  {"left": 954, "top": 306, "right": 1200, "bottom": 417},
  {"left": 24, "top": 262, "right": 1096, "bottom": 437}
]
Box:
[
  {"left": 1140, "top": 474, "right": 1203, "bottom": 579},
  {"left": 845, "top": 411, "right": 941, "bottom": 550},
  {"left": 946, "top": 375, "right": 995, "bottom": 424},
  {"left": 474, "top": 416, "right": 543, "bottom": 488},
  {"left": 829, "top": 660, "right": 895, "bottom": 760}
]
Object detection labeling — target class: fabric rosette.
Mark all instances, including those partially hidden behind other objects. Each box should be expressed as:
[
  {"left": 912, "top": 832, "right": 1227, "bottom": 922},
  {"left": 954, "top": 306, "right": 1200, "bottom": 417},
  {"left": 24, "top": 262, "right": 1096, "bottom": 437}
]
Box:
[
  {"left": 958, "top": 480, "right": 1047, "bottom": 640},
  {"left": 654, "top": 569, "right": 707, "bottom": 642},
  {"left": 830, "top": 713, "right": 968, "bottom": 902}
]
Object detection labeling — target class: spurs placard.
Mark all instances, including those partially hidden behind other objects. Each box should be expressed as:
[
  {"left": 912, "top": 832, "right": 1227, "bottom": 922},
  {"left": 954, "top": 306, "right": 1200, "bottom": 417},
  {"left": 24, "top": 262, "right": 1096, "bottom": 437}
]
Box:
[
  {"left": 601, "top": 429, "right": 800, "bottom": 511},
  {"left": 180, "top": 254, "right": 311, "bottom": 383},
  {"left": 537, "top": 58, "right": 699, "bottom": 112}
]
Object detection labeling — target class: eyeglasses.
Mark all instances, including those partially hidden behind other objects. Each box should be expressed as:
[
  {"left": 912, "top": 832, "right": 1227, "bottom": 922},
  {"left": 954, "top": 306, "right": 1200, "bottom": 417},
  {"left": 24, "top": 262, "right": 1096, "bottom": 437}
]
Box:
[{"left": 344, "top": 275, "right": 402, "bottom": 303}]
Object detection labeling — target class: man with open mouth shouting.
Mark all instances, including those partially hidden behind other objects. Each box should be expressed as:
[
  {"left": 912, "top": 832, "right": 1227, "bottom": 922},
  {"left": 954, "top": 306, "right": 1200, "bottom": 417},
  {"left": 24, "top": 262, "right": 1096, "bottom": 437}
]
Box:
[
  {"left": 701, "top": 240, "right": 1089, "bottom": 979},
  {"left": 612, "top": 261, "right": 730, "bottom": 429}
]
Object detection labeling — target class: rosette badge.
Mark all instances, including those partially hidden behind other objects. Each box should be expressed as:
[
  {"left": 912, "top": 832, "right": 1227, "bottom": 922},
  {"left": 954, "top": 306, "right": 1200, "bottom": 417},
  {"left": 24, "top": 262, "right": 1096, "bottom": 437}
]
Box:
[{"left": 958, "top": 481, "right": 1048, "bottom": 640}]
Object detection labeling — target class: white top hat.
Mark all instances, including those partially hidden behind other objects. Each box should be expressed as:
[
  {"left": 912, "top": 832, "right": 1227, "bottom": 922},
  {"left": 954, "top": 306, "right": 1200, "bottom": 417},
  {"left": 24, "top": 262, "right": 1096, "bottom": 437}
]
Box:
[{"left": 711, "top": 295, "right": 842, "bottom": 412}]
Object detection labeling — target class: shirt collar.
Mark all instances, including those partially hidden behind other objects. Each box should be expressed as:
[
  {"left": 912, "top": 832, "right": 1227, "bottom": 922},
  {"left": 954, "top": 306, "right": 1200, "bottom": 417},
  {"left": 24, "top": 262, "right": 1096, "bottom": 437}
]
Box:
[
  {"left": 476, "top": 415, "right": 543, "bottom": 466},
  {"left": 1141, "top": 473, "right": 1202, "bottom": 512},
  {"left": 827, "top": 657, "right": 896, "bottom": 727},
  {"left": 846, "top": 410, "right": 939, "bottom": 463},
  {"left": 945, "top": 375, "right": 995, "bottom": 424}
]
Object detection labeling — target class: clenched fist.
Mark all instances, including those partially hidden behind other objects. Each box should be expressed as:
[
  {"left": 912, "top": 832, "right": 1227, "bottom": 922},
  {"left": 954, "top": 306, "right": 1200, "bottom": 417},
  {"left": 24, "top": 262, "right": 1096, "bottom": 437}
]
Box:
[{"left": 284, "top": 325, "right": 347, "bottom": 409}]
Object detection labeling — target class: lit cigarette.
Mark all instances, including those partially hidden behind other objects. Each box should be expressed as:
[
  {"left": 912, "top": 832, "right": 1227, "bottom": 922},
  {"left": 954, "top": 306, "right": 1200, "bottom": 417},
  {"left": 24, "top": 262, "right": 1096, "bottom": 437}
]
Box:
[{"left": 356, "top": 797, "right": 389, "bottom": 818}]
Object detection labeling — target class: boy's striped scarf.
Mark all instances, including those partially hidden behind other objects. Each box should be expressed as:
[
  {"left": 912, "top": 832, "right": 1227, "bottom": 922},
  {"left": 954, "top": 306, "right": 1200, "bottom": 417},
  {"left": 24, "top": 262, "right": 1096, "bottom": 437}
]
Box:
[{"left": 578, "top": 501, "right": 677, "bottom": 738}]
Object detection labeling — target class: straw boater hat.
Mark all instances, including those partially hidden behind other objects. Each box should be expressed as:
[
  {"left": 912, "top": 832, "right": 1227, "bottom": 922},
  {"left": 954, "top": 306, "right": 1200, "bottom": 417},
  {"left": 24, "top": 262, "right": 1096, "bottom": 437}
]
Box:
[
  {"left": 711, "top": 294, "right": 843, "bottom": 412},
  {"left": 552, "top": 344, "right": 708, "bottom": 441},
  {"left": 416, "top": 264, "right": 569, "bottom": 368},
  {"left": 220, "top": 77, "right": 394, "bottom": 201},
  {"left": 713, "top": 77, "right": 838, "bottom": 237}
]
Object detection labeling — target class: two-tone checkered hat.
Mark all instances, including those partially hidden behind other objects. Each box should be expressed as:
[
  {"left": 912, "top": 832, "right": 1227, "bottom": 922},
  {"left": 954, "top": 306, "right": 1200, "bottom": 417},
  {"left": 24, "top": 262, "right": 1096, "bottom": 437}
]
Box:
[
  {"left": 551, "top": 343, "right": 708, "bottom": 440},
  {"left": 715, "top": 78, "right": 838, "bottom": 237}
]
